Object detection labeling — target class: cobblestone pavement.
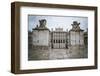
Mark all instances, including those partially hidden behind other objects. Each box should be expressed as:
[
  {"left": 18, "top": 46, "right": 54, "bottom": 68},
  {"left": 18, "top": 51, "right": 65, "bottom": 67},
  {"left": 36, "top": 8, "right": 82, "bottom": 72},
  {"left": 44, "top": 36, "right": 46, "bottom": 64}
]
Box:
[
  {"left": 49, "top": 49, "right": 69, "bottom": 59},
  {"left": 28, "top": 46, "right": 87, "bottom": 60}
]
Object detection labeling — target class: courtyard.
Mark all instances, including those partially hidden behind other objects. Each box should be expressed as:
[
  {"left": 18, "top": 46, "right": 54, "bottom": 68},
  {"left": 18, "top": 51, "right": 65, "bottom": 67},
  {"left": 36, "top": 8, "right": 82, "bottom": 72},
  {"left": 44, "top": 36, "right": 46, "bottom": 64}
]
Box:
[{"left": 28, "top": 46, "right": 88, "bottom": 60}]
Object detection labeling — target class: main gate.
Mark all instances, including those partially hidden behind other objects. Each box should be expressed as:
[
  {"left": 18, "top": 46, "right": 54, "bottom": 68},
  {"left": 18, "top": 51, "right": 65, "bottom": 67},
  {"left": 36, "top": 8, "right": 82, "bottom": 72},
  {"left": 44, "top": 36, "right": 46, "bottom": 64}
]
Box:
[
  {"left": 51, "top": 31, "right": 68, "bottom": 49},
  {"left": 51, "top": 39, "right": 68, "bottom": 49}
]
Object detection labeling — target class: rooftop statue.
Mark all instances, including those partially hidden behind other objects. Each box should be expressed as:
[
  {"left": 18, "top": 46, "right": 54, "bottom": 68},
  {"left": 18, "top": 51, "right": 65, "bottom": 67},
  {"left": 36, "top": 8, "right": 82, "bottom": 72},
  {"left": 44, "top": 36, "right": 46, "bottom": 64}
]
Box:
[
  {"left": 39, "top": 19, "right": 47, "bottom": 27},
  {"left": 70, "top": 21, "right": 83, "bottom": 31},
  {"left": 33, "top": 19, "right": 49, "bottom": 30},
  {"left": 71, "top": 21, "right": 80, "bottom": 29}
]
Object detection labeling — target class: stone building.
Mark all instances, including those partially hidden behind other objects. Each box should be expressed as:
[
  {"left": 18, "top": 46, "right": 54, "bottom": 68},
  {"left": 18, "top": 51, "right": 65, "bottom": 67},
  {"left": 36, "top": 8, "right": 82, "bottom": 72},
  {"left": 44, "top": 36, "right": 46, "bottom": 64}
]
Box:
[
  {"left": 69, "top": 21, "right": 84, "bottom": 47},
  {"left": 50, "top": 28, "right": 68, "bottom": 49},
  {"left": 84, "top": 29, "right": 88, "bottom": 47},
  {"left": 28, "top": 19, "right": 87, "bottom": 60},
  {"left": 31, "top": 19, "right": 85, "bottom": 49},
  {"left": 28, "top": 31, "right": 33, "bottom": 50},
  {"left": 32, "top": 19, "right": 50, "bottom": 50}
]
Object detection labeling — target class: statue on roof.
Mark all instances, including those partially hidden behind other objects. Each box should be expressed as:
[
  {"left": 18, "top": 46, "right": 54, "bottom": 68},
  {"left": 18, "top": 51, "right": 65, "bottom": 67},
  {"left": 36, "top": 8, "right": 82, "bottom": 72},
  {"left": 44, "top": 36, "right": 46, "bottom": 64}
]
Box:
[
  {"left": 71, "top": 21, "right": 80, "bottom": 29},
  {"left": 39, "top": 19, "right": 47, "bottom": 27},
  {"left": 70, "top": 21, "right": 84, "bottom": 31},
  {"left": 33, "top": 19, "right": 49, "bottom": 30}
]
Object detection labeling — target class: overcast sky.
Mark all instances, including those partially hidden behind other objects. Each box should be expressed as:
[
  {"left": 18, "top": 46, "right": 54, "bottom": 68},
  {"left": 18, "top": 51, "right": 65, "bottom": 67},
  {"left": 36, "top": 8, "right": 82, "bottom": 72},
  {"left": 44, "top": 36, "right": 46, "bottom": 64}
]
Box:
[{"left": 28, "top": 15, "right": 88, "bottom": 32}]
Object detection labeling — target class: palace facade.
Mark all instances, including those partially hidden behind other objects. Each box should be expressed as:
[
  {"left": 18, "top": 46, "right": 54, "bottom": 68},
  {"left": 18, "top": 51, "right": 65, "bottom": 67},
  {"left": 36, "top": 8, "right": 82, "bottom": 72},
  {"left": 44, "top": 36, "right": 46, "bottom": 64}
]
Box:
[
  {"left": 50, "top": 28, "right": 68, "bottom": 49},
  {"left": 29, "top": 19, "right": 87, "bottom": 50}
]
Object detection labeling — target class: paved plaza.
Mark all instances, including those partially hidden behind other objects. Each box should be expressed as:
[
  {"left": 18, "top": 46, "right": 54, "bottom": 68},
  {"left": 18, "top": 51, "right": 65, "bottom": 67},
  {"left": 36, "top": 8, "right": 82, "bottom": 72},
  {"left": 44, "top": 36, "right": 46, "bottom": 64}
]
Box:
[{"left": 28, "top": 46, "right": 88, "bottom": 60}]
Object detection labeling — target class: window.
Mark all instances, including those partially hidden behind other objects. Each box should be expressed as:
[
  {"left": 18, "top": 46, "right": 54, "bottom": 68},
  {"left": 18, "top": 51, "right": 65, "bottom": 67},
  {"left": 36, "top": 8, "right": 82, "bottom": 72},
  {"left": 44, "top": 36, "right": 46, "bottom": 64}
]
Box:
[
  {"left": 56, "top": 40, "right": 57, "bottom": 43},
  {"left": 59, "top": 40, "right": 60, "bottom": 43},
  {"left": 63, "top": 40, "right": 65, "bottom": 43},
  {"left": 54, "top": 40, "right": 55, "bottom": 43}
]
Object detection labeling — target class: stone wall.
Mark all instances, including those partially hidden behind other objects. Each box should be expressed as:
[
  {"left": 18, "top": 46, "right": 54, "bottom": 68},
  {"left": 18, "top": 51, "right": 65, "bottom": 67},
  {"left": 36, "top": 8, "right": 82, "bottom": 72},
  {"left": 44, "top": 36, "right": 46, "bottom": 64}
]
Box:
[
  {"left": 32, "top": 30, "right": 49, "bottom": 46},
  {"left": 70, "top": 31, "right": 84, "bottom": 46}
]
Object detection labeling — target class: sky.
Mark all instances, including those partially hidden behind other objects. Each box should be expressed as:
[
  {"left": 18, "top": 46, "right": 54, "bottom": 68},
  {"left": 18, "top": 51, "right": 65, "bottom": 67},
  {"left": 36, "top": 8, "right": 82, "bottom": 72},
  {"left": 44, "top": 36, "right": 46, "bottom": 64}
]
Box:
[{"left": 28, "top": 15, "right": 88, "bottom": 32}]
